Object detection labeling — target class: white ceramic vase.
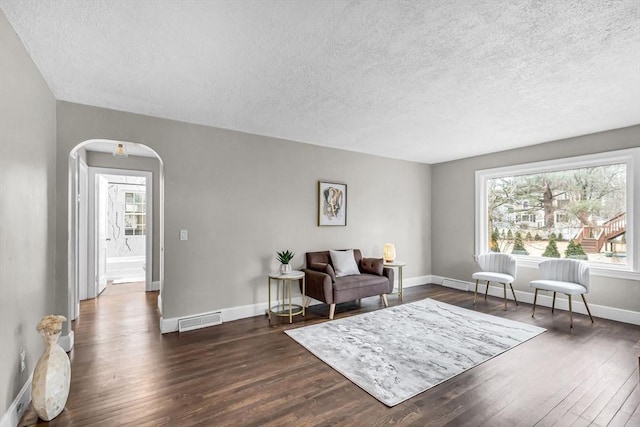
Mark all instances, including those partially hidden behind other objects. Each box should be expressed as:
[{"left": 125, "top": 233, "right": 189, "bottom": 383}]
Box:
[
  {"left": 32, "top": 331, "right": 71, "bottom": 421},
  {"left": 280, "top": 263, "right": 292, "bottom": 274}
]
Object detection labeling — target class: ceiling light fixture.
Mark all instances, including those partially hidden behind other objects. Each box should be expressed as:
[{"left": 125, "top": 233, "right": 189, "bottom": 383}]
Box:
[{"left": 113, "top": 143, "right": 128, "bottom": 158}]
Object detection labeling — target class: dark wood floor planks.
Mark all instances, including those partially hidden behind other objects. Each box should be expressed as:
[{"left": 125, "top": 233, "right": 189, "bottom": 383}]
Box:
[{"left": 18, "top": 284, "right": 640, "bottom": 426}]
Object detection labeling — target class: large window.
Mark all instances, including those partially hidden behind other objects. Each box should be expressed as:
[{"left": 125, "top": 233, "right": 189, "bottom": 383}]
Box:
[{"left": 475, "top": 148, "right": 639, "bottom": 279}]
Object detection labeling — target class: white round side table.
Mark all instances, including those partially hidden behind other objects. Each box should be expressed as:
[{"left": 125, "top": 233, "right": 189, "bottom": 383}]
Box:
[
  {"left": 383, "top": 261, "right": 406, "bottom": 301},
  {"left": 267, "top": 270, "right": 306, "bottom": 323}
]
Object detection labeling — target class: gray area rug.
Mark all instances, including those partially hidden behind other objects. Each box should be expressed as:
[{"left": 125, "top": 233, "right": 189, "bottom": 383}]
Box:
[{"left": 285, "top": 298, "right": 545, "bottom": 406}]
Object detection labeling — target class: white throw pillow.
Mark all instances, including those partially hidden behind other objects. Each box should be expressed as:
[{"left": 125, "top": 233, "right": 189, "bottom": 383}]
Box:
[{"left": 329, "top": 249, "right": 361, "bottom": 277}]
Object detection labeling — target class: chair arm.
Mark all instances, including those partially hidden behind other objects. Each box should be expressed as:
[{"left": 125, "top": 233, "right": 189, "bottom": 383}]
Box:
[
  {"left": 382, "top": 267, "right": 395, "bottom": 293},
  {"left": 302, "top": 269, "right": 334, "bottom": 304}
]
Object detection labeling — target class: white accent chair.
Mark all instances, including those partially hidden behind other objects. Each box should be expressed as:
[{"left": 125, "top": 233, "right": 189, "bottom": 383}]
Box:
[
  {"left": 472, "top": 253, "right": 518, "bottom": 310},
  {"left": 530, "top": 259, "right": 594, "bottom": 329}
]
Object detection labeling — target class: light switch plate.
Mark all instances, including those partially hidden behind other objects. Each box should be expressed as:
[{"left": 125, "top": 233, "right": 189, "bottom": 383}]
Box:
[{"left": 180, "top": 230, "right": 188, "bottom": 241}]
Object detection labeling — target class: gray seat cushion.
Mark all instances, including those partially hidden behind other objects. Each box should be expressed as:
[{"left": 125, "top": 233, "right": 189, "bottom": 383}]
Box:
[{"left": 334, "top": 274, "right": 389, "bottom": 291}]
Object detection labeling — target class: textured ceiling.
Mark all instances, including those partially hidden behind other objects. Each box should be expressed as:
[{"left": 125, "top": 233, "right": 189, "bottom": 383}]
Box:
[{"left": 1, "top": 0, "right": 638, "bottom": 164}]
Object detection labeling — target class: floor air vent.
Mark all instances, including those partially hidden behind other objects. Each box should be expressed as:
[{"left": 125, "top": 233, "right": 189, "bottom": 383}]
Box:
[{"left": 178, "top": 312, "right": 222, "bottom": 332}]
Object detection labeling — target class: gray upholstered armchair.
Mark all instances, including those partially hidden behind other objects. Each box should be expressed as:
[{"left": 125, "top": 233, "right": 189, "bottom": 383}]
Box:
[{"left": 302, "top": 249, "right": 394, "bottom": 319}]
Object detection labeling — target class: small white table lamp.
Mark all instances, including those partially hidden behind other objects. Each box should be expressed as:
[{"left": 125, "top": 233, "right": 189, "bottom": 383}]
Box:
[{"left": 383, "top": 243, "right": 396, "bottom": 262}]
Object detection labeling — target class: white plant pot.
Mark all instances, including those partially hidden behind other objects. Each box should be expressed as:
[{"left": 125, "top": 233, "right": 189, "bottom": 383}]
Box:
[{"left": 280, "top": 263, "right": 291, "bottom": 274}]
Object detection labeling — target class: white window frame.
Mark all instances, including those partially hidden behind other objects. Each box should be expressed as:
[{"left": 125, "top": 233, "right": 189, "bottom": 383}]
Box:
[
  {"left": 124, "top": 190, "right": 146, "bottom": 236},
  {"left": 475, "top": 147, "right": 639, "bottom": 280}
]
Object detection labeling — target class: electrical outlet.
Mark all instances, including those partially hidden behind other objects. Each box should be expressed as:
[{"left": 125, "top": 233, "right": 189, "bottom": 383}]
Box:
[
  {"left": 180, "top": 229, "right": 188, "bottom": 241},
  {"left": 19, "top": 350, "right": 25, "bottom": 373},
  {"left": 17, "top": 402, "right": 23, "bottom": 415}
]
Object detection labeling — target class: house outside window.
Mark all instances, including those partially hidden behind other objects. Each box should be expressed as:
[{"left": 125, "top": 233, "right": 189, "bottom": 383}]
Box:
[
  {"left": 125, "top": 191, "right": 146, "bottom": 236},
  {"left": 476, "top": 148, "right": 639, "bottom": 279}
]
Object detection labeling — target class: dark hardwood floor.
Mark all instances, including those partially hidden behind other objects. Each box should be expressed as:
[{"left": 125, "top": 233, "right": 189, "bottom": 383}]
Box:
[{"left": 19, "top": 285, "right": 639, "bottom": 426}]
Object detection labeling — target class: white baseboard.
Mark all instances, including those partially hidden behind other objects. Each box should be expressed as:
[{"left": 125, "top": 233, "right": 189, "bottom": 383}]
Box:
[
  {"left": 434, "top": 275, "right": 640, "bottom": 326},
  {"left": 401, "top": 275, "right": 432, "bottom": 289},
  {"left": 440, "top": 277, "right": 470, "bottom": 291},
  {"left": 391, "top": 275, "right": 431, "bottom": 293},
  {"left": 59, "top": 330, "right": 74, "bottom": 352},
  {"left": 0, "top": 373, "right": 32, "bottom": 427},
  {"left": 151, "top": 281, "right": 160, "bottom": 291},
  {"left": 160, "top": 300, "right": 278, "bottom": 333},
  {"left": 159, "top": 275, "right": 435, "bottom": 333}
]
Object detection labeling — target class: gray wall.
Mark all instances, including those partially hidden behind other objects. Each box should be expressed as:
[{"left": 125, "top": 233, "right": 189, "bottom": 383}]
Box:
[
  {"left": 0, "top": 10, "right": 57, "bottom": 417},
  {"left": 86, "top": 152, "right": 161, "bottom": 282},
  {"left": 431, "top": 126, "right": 640, "bottom": 312},
  {"left": 56, "top": 102, "right": 432, "bottom": 321}
]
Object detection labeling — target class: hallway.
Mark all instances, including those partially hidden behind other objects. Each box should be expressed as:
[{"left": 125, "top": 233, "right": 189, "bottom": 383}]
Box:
[
  {"left": 20, "top": 290, "right": 164, "bottom": 426},
  {"left": 100, "top": 280, "right": 146, "bottom": 296}
]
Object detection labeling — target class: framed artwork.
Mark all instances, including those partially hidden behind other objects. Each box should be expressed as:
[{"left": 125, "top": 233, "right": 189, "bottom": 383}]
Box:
[{"left": 318, "top": 181, "right": 347, "bottom": 226}]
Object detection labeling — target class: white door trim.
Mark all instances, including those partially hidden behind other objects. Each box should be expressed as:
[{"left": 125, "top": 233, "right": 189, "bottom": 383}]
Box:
[
  {"left": 77, "top": 157, "right": 88, "bottom": 306},
  {"left": 87, "top": 167, "right": 154, "bottom": 294}
]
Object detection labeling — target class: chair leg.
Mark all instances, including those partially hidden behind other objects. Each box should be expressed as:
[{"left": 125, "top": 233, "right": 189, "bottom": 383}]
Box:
[
  {"left": 509, "top": 283, "right": 518, "bottom": 305},
  {"left": 484, "top": 281, "right": 490, "bottom": 300},
  {"left": 473, "top": 279, "right": 479, "bottom": 305},
  {"left": 381, "top": 294, "right": 388, "bottom": 307},
  {"left": 532, "top": 288, "right": 538, "bottom": 318},
  {"left": 503, "top": 283, "right": 507, "bottom": 311},
  {"left": 552, "top": 292, "right": 556, "bottom": 313},
  {"left": 581, "top": 294, "right": 594, "bottom": 323},
  {"left": 329, "top": 303, "right": 336, "bottom": 320},
  {"left": 568, "top": 294, "right": 573, "bottom": 329}
]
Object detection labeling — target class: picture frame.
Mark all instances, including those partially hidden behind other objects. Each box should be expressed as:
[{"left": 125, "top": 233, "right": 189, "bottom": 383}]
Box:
[{"left": 318, "top": 181, "right": 347, "bottom": 226}]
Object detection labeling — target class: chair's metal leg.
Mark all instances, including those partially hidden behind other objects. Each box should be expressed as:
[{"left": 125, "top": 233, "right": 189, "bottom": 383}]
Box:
[
  {"left": 532, "top": 288, "right": 538, "bottom": 318},
  {"left": 552, "top": 292, "right": 556, "bottom": 313},
  {"left": 473, "top": 279, "right": 479, "bottom": 305},
  {"left": 484, "top": 281, "right": 489, "bottom": 300},
  {"left": 503, "top": 283, "right": 507, "bottom": 310},
  {"left": 509, "top": 283, "right": 518, "bottom": 305},
  {"left": 581, "top": 294, "right": 594, "bottom": 323},
  {"left": 568, "top": 294, "right": 573, "bottom": 329}
]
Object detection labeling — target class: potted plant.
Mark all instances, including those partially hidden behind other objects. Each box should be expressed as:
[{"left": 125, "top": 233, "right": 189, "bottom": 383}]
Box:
[
  {"left": 565, "top": 239, "right": 588, "bottom": 260},
  {"left": 511, "top": 231, "right": 529, "bottom": 255},
  {"left": 276, "top": 250, "right": 295, "bottom": 274},
  {"left": 542, "top": 234, "right": 561, "bottom": 258}
]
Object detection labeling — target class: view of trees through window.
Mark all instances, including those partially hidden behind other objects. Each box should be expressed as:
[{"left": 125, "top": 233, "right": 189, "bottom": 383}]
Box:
[{"left": 487, "top": 164, "right": 627, "bottom": 264}]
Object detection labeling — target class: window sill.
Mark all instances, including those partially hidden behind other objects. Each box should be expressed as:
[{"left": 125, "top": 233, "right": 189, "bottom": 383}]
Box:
[{"left": 516, "top": 257, "right": 640, "bottom": 281}]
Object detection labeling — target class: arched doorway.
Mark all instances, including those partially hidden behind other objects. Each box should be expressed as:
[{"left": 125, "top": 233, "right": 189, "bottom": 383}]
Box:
[{"left": 68, "top": 139, "right": 165, "bottom": 323}]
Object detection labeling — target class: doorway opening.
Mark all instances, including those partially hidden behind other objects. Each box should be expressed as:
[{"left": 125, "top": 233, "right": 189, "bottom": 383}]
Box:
[
  {"left": 101, "top": 173, "right": 147, "bottom": 296},
  {"left": 89, "top": 170, "right": 152, "bottom": 298},
  {"left": 69, "top": 139, "right": 164, "bottom": 323}
]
